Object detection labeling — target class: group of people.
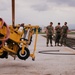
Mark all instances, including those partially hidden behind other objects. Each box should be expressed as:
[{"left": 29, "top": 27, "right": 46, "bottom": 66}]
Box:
[{"left": 46, "top": 22, "right": 69, "bottom": 47}]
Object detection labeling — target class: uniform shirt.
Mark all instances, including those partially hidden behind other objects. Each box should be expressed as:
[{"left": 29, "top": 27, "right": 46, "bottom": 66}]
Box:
[
  {"left": 55, "top": 25, "right": 61, "bottom": 34},
  {"left": 46, "top": 25, "right": 54, "bottom": 35},
  {"left": 61, "top": 25, "right": 68, "bottom": 34}
]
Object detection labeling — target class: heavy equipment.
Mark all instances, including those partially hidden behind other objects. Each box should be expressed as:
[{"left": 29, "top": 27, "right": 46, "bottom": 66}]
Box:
[
  {"left": 0, "top": 18, "right": 39, "bottom": 60},
  {"left": 0, "top": 0, "right": 39, "bottom": 60}
]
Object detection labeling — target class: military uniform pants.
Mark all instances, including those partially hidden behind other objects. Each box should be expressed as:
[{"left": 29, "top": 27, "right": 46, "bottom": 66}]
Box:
[
  {"left": 46, "top": 35, "right": 53, "bottom": 45},
  {"left": 55, "top": 34, "right": 61, "bottom": 45},
  {"left": 60, "top": 34, "right": 67, "bottom": 45}
]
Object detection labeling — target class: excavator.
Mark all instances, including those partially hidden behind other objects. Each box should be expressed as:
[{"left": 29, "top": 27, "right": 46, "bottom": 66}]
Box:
[{"left": 0, "top": 0, "right": 39, "bottom": 61}]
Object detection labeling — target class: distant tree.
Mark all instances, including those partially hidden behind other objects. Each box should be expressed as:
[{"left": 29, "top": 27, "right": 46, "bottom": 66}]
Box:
[{"left": 33, "top": 27, "right": 42, "bottom": 33}]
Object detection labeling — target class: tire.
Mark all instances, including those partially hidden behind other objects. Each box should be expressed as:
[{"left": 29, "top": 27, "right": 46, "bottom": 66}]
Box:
[
  {"left": 17, "top": 47, "right": 30, "bottom": 60},
  {"left": 0, "top": 51, "right": 8, "bottom": 58}
]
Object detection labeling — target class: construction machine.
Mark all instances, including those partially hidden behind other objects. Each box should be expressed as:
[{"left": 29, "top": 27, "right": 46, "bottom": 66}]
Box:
[
  {"left": 0, "top": 18, "right": 39, "bottom": 60},
  {"left": 0, "top": 0, "right": 39, "bottom": 61}
]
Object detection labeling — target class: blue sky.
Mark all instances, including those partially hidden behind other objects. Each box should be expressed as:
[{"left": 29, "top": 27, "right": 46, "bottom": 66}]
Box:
[{"left": 0, "top": 0, "right": 75, "bottom": 29}]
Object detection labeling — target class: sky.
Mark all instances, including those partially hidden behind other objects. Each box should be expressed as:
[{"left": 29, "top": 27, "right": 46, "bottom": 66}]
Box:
[{"left": 0, "top": 0, "right": 75, "bottom": 29}]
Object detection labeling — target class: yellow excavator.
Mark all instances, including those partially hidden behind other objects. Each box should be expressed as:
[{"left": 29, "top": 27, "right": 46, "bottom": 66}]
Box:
[{"left": 0, "top": 0, "right": 39, "bottom": 61}]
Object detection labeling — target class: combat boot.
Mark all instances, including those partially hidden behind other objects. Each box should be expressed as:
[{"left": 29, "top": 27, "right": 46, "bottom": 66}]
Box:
[
  {"left": 46, "top": 44, "right": 48, "bottom": 47},
  {"left": 57, "top": 43, "right": 59, "bottom": 46},
  {"left": 55, "top": 43, "right": 56, "bottom": 46},
  {"left": 51, "top": 44, "right": 53, "bottom": 47}
]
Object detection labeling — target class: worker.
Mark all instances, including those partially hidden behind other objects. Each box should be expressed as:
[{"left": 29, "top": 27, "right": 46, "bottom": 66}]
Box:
[
  {"left": 55, "top": 22, "right": 61, "bottom": 46},
  {"left": 60, "top": 22, "right": 69, "bottom": 46},
  {"left": 46, "top": 22, "right": 54, "bottom": 47}
]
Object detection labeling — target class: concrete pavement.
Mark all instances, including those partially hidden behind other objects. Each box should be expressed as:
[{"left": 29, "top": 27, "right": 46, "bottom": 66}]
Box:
[
  {"left": 0, "top": 34, "right": 75, "bottom": 75},
  {"left": 67, "top": 34, "right": 75, "bottom": 39}
]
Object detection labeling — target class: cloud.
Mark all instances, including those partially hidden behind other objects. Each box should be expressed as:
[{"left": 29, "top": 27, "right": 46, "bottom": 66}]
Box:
[
  {"left": 30, "top": 0, "right": 75, "bottom": 12},
  {"left": 0, "top": 0, "right": 10, "bottom": 11},
  {"left": 47, "top": 0, "right": 75, "bottom": 7},
  {"left": 0, "top": 4, "right": 7, "bottom": 11},
  {"left": 31, "top": 3, "right": 49, "bottom": 11},
  {"left": 0, "top": 0, "right": 75, "bottom": 27}
]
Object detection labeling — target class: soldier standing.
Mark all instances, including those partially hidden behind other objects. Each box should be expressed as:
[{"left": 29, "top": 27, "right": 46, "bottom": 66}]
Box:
[
  {"left": 46, "top": 22, "right": 54, "bottom": 47},
  {"left": 55, "top": 22, "right": 61, "bottom": 46},
  {"left": 60, "top": 22, "right": 69, "bottom": 46}
]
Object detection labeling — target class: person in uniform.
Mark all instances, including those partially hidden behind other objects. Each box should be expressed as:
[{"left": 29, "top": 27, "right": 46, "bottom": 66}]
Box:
[
  {"left": 55, "top": 22, "right": 61, "bottom": 46},
  {"left": 60, "top": 22, "right": 69, "bottom": 46},
  {"left": 46, "top": 22, "right": 54, "bottom": 47}
]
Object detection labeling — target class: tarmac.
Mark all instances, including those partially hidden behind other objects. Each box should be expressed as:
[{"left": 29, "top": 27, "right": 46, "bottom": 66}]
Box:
[
  {"left": 0, "top": 34, "right": 75, "bottom": 75},
  {"left": 67, "top": 34, "right": 75, "bottom": 38}
]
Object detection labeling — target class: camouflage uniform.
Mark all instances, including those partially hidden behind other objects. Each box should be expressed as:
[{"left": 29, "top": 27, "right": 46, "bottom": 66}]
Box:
[
  {"left": 60, "top": 25, "right": 68, "bottom": 46},
  {"left": 55, "top": 25, "right": 61, "bottom": 46},
  {"left": 46, "top": 25, "right": 54, "bottom": 46}
]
